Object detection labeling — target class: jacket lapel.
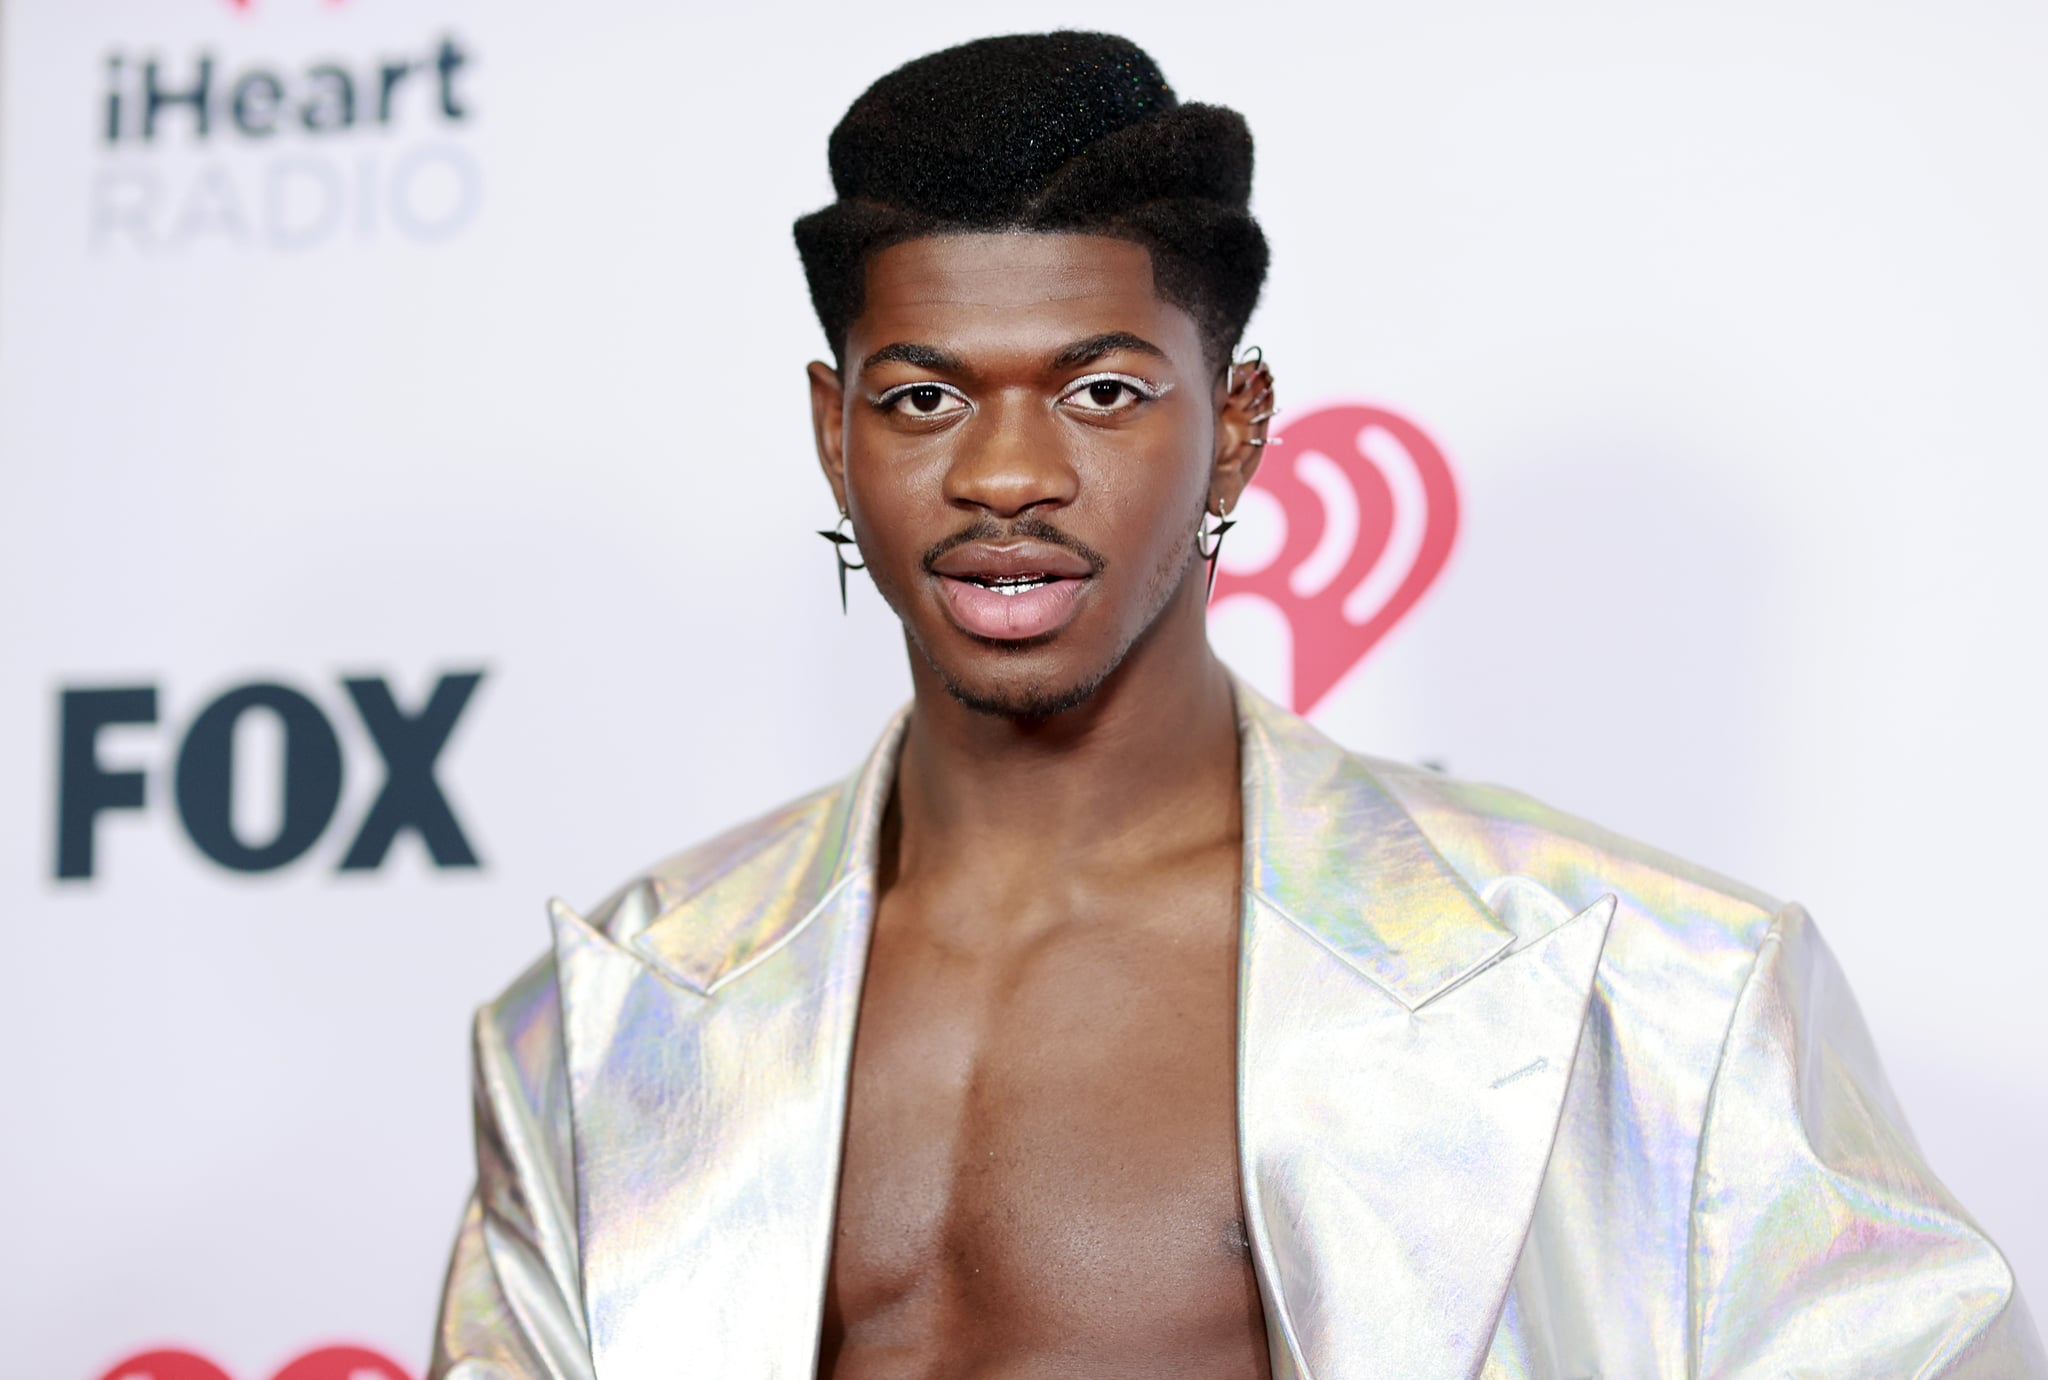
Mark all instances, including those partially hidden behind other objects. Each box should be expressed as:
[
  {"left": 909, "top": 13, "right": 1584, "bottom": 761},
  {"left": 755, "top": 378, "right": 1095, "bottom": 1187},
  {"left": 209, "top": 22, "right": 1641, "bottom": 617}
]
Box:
[
  {"left": 551, "top": 714, "right": 903, "bottom": 1380},
  {"left": 1234, "top": 688, "right": 1614, "bottom": 1380},
  {"left": 550, "top": 687, "right": 1607, "bottom": 1379}
]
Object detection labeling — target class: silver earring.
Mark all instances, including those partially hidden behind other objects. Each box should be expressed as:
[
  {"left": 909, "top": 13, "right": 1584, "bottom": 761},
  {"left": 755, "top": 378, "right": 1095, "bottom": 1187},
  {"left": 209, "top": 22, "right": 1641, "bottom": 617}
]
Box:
[
  {"left": 1197, "top": 500, "right": 1235, "bottom": 600},
  {"left": 1229, "top": 346, "right": 1279, "bottom": 447},
  {"left": 816, "top": 511, "right": 865, "bottom": 614}
]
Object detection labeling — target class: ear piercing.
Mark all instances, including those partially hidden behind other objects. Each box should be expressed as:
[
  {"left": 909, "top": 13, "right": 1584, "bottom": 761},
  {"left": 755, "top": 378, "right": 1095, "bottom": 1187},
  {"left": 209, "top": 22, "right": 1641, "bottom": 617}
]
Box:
[
  {"left": 816, "top": 510, "right": 866, "bottom": 614},
  {"left": 1198, "top": 496, "right": 1236, "bottom": 600},
  {"left": 1230, "top": 344, "right": 1279, "bottom": 446}
]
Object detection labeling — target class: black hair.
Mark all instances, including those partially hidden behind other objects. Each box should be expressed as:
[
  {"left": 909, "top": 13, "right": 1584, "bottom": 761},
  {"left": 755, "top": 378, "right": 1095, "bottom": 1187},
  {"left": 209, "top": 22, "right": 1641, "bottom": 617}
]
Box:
[{"left": 794, "top": 31, "right": 1268, "bottom": 370}]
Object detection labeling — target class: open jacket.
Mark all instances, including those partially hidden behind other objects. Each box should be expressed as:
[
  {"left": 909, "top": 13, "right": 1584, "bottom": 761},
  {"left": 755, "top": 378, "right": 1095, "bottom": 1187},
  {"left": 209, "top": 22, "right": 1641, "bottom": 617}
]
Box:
[{"left": 431, "top": 685, "right": 2043, "bottom": 1379}]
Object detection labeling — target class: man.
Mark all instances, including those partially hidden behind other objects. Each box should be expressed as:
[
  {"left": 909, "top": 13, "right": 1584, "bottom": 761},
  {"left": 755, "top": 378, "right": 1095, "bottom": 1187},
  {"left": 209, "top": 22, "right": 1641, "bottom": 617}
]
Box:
[{"left": 431, "top": 32, "right": 2042, "bottom": 1380}]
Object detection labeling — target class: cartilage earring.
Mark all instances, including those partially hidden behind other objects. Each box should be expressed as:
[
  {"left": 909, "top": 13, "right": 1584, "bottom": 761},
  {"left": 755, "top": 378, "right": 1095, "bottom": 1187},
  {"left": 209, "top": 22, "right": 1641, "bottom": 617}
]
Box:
[
  {"left": 1229, "top": 345, "right": 1280, "bottom": 447},
  {"left": 1197, "top": 499, "right": 1236, "bottom": 600},
  {"left": 1228, "top": 348, "right": 1268, "bottom": 407},
  {"left": 817, "top": 512, "right": 865, "bottom": 614}
]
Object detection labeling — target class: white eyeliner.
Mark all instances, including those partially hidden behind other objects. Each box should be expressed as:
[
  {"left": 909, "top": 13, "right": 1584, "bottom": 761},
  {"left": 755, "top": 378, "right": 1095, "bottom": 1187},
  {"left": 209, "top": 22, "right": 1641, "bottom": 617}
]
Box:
[
  {"left": 867, "top": 381, "right": 971, "bottom": 407},
  {"left": 1063, "top": 371, "right": 1173, "bottom": 401}
]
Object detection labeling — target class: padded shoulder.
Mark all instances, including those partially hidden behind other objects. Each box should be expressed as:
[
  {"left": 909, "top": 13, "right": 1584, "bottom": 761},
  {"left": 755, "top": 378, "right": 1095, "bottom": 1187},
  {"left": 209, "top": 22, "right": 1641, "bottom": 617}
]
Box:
[
  {"left": 1364, "top": 754, "right": 1781, "bottom": 963},
  {"left": 477, "top": 780, "right": 846, "bottom": 1027},
  {"left": 580, "top": 781, "right": 845, "bottom": 944}
]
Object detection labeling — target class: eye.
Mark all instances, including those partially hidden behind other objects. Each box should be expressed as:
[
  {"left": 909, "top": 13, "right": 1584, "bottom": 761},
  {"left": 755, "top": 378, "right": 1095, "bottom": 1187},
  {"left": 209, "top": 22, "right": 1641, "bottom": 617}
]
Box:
[
  {"left": 1059, "top": 372, "right": 1167, "bottom": 416},
  {"left": 875, "top": 382, "right": 969, "bottom": 419}
]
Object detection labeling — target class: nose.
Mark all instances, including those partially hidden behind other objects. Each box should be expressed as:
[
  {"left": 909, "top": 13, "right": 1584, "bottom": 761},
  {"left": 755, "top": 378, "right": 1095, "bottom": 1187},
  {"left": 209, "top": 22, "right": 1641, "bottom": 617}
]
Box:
[{"left": 941, "top": 393, "right": 1079, "bottom": 519}]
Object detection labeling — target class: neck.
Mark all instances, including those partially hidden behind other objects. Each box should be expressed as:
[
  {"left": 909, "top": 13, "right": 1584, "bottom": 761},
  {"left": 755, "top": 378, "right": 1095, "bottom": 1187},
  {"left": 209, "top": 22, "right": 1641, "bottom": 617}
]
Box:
[{"left": 888, "top": 579, "right": 1242, "bottom": 883}]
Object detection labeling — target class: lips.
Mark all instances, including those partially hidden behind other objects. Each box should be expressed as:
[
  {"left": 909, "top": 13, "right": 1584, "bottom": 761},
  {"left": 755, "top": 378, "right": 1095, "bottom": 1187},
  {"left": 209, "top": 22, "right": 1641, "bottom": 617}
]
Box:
[{"left": 929, "top": 540, "right": 1095, "bottom": 641}]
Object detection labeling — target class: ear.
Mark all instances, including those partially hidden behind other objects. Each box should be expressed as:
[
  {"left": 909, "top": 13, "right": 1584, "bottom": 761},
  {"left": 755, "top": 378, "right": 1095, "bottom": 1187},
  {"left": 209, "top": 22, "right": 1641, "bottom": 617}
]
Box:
[
  {"left": 1210, "top": 350, "right": 1274, "bottom": 513},
  {"left": 807, "top": 359, "right": 849, "bottom": 513}
]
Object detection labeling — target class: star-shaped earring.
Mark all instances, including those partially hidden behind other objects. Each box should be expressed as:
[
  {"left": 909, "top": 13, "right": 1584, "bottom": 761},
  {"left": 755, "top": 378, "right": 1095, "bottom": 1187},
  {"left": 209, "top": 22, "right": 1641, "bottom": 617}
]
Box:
[{"left": 817, "top": 513, "right": 866, "bottom": 614}]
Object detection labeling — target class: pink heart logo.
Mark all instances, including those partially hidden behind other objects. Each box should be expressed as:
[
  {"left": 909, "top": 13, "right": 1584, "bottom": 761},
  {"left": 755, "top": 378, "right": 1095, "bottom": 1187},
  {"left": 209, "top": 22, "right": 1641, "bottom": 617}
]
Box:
[
  {"left": 97, "top": 1345, "right": 410, "bottom": 1380},
  {"left": 1211, "top": 402, "right": 1459, "bottom": 713}
]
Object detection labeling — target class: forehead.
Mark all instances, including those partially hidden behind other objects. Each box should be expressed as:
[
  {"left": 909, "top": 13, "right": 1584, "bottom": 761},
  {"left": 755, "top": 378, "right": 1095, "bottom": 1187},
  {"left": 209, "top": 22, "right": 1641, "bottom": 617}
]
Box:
[{"left": 851, "top": 233, "right": 1201, "bottom": 365}]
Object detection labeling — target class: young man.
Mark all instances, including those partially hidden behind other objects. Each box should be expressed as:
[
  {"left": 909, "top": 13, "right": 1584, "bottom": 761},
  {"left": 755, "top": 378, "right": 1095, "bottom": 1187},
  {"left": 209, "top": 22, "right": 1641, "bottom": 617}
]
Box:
[{"left": 431, "top": 33, "right": 2041, "bottom": 1380}]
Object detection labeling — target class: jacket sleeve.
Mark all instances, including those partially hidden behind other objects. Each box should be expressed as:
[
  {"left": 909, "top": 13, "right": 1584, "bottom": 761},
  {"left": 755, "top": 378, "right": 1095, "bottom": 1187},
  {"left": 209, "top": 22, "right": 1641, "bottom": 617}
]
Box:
[
  {"left": 430, "top": 959, "right": 595, "bottom": 1380},
  {"left": 1688, "top": 904, "right": 2046, "bottom": 1377}
]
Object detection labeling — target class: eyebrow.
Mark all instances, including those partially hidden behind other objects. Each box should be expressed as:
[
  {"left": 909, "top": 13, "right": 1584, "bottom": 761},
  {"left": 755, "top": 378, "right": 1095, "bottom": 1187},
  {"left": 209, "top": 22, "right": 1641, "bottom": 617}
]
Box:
[
  {"left": 1049, "top": 331, "right": 1169, "bottom": 370},
  {"left": 858, "top": 342, "right": 966, "bottom": 375},
  {"left": 857, "top": 331, "right": 1171, "bottom": 379}
]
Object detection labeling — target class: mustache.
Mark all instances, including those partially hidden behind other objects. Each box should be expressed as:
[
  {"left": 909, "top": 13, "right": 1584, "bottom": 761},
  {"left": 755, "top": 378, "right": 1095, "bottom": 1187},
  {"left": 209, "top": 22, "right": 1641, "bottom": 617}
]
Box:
[{"left": 919, "top": 515, "right": 1109, "bottom": 575}]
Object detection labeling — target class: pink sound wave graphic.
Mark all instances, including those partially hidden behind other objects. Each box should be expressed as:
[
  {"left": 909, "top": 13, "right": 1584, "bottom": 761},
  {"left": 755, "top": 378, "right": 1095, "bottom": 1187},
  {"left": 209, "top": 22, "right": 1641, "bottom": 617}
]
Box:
[{"left": 1211, "top": 402, "right": 1459, "bottom": 714}]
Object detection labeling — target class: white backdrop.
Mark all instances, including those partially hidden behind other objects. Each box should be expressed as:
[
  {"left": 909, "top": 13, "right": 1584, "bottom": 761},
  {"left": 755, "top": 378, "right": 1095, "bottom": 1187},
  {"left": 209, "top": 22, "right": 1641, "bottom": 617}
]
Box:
[{"left": 4, "top": 1, "right": 2043, "bottom": 1376}]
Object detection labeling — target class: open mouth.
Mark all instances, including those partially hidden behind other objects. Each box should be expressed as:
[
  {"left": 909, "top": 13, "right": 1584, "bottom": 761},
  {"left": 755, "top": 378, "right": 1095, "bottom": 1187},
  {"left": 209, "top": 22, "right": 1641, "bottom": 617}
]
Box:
[{"left": 928, "top": 535, "right": 1100, "bottom": 642}]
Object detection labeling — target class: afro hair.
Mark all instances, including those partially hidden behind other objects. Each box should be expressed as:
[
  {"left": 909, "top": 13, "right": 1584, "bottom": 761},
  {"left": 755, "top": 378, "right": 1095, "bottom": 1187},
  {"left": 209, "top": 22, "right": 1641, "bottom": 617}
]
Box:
[{"left": 794, "top": 32, "right": 1268, "bottom": 369}]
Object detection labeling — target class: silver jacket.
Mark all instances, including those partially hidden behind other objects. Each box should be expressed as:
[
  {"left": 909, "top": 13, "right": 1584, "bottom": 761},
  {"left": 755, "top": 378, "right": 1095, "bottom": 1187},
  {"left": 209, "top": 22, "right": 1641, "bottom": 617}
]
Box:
[{"left": 431, "top": 685, "right": 2044, "bottom": 1379}]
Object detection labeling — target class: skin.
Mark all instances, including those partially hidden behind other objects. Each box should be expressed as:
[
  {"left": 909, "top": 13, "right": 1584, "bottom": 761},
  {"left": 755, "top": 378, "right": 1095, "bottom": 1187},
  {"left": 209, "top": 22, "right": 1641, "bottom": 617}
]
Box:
[{"left": 806, "top": 233, "right": 1275, "bottom": 1379}]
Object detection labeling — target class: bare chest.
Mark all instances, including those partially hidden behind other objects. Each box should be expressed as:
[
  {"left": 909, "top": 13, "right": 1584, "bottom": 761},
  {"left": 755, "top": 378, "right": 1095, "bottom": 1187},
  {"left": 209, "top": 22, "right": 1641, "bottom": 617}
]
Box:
[{"left": 820, "top": 876, "right": 1269, "bottom": 1379}]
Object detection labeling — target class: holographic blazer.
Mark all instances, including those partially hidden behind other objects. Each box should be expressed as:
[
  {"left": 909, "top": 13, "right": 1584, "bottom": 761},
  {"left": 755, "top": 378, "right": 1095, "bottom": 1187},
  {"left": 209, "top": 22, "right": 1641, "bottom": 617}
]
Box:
[{"left": 432, "top": 684, "right": 2044, "bottom": 1379}]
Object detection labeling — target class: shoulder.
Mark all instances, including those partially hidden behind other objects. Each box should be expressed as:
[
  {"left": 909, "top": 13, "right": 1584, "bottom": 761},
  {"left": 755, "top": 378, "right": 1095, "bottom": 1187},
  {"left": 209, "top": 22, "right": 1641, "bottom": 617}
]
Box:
[
  {"left": 475, "top": 778, "right": 847, "bottom": 1040},
  {"left": 1363, "top": 752, "right": 1786, "bottom": 1010},
  {"left": 1358, "top": 751, "right": 1805, "bottom": 1125},
  {"left": 1370, "top": 753, "right": 1779, "bottom": 920},
  {"left": 581, "top": 781, "right": 846, "bottom": 942}
]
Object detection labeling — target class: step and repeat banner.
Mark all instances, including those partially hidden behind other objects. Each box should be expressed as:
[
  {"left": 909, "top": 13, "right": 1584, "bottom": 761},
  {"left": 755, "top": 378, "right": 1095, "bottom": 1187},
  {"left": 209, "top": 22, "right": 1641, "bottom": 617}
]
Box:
[{"left": 4, "top": 1, "right": 2044, "bottom": 1374}]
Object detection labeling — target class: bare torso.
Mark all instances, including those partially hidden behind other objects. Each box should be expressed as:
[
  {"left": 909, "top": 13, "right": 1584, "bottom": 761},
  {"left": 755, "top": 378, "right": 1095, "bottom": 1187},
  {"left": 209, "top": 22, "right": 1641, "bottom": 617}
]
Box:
[{"left": 819, "top": 819, "right": 1270, "bottom": 1379}]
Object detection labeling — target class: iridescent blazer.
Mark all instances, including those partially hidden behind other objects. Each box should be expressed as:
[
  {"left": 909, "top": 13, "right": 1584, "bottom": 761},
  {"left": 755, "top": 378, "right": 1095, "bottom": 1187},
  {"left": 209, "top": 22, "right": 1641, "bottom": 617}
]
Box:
[{"left": 432, "top": 686, "right": 2043, "bottom": 1378}]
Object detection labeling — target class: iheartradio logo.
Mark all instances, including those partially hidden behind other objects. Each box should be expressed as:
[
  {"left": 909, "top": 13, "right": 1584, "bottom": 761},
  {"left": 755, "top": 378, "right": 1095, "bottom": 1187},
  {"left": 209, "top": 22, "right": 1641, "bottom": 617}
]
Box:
[
  {"left": 97, "top": 1346, "right": 410, "bottom": 1380},
  {"left": 1212, "top": 402, "right": 1459, "bottom": 714}
]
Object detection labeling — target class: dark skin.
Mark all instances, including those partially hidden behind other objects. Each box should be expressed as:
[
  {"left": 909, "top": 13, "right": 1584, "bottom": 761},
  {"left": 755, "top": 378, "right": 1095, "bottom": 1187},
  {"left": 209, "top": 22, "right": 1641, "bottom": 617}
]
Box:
[{"left": 806, "top": 233, "right": 1274, "bottom": 1379}]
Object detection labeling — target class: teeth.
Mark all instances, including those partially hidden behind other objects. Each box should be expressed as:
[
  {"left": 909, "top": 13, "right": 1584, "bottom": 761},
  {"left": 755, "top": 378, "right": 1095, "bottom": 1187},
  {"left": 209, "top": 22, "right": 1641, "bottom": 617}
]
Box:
[{"left": 969, "top": 575, "right": 1054, "bottom": 595}]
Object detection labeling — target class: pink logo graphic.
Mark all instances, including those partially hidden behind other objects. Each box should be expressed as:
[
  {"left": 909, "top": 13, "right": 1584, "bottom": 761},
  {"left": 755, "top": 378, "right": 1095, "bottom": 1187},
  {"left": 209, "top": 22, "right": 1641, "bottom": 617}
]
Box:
[
  {"left": 1211, "top": 402, "right": 1458, "bottom": 713},
  {"left": 98, "top": 1346, "right": 410, "bottom": 1380}
]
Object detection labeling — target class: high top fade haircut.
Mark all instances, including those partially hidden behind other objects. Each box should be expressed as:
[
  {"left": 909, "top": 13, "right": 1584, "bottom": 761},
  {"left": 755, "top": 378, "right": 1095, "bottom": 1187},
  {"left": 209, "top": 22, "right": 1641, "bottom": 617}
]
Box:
[{"left": 794, "top": 31, "right": 1268, "bottom": 372}]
